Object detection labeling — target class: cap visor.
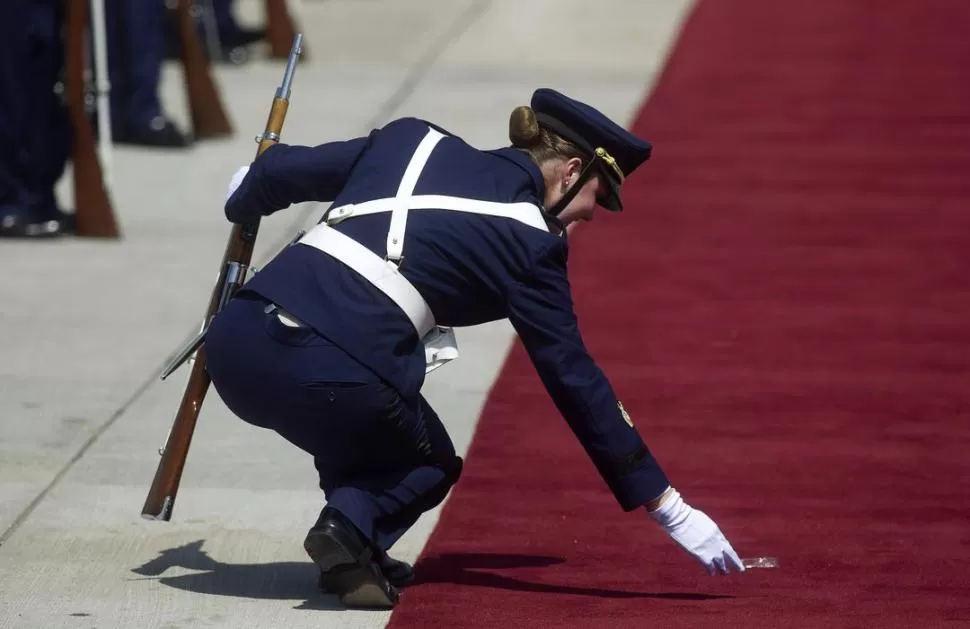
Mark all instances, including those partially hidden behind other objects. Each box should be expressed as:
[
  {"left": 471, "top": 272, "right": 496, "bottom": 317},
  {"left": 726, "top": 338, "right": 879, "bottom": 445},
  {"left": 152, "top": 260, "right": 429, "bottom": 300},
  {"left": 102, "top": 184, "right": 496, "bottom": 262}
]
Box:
[{"left": 597, "top": 174, "right": 623, "bottom": 212}]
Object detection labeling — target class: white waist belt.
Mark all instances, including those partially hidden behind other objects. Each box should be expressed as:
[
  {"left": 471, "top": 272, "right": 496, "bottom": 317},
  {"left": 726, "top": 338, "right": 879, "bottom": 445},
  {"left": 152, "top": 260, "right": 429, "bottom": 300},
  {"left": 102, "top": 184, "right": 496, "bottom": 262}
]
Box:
[
  {"left": 298, "top": 223, "right": 436, "bottom": 339},
  {"left": 297, "top": 223, "right": 457, "bottom": 374}
]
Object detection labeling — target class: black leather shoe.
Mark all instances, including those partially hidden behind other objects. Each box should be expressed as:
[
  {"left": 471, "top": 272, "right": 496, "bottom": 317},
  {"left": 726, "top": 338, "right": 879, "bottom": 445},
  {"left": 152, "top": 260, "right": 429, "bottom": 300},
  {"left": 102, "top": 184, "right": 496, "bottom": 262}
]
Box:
[
  {"left": 304, "top": 507, "right": 399, "bottom": 609},
  {"left": 215, "top": 27, "right": 268, "bottom": 65},
  {"left": 222, "top": 26, "right": 267, "bottom": 48},
  {"left": 378, "top": 554, "right": 415, "bottom": 588},
  {"left": 319, "top": 552, "right": 413, "bottom": 592},
  {"left": 0, "top": 214, "right": 67, "bottom": 238},
  {"left": 115, "top": 116, "right": 192, "bottom": 149}
]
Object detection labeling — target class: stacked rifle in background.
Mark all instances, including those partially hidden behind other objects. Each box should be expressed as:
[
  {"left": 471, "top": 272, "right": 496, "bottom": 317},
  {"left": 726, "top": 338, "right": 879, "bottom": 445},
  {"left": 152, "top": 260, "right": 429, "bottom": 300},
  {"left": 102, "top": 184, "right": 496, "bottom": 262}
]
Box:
[{"left": 0, "top": 0, "right": 305, "bottom": 240}]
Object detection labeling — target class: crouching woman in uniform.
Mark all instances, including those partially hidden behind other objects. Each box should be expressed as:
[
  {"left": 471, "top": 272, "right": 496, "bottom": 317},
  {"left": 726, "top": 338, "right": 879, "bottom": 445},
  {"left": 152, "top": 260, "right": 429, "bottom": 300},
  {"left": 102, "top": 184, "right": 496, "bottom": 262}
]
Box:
[{"left": 204, "top": 88, "right": 745, "bottom": 610}]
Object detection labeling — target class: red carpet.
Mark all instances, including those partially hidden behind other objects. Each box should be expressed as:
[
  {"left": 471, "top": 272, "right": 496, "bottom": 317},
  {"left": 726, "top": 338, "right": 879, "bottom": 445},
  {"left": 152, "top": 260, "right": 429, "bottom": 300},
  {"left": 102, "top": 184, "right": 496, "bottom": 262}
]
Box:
[{"left": 389, "top": 1, "right": 970, "bottom": 627}]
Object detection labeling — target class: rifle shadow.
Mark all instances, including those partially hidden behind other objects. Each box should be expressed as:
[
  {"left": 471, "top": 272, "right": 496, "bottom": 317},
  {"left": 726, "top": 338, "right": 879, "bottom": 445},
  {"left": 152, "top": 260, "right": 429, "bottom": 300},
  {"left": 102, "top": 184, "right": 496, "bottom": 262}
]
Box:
[{"left": 130, "top": 540, "right": 730, "bottom": 606}]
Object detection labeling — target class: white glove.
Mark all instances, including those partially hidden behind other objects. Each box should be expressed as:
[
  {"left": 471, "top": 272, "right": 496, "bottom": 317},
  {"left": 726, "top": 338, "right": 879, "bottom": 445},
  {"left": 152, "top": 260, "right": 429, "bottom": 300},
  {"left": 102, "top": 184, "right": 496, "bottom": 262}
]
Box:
[
  {"left": 647, "top": 487, "right": 745, "bottom": 576},
  {"left": 226, "top": 165, "right": 250, "bottom": 202}
]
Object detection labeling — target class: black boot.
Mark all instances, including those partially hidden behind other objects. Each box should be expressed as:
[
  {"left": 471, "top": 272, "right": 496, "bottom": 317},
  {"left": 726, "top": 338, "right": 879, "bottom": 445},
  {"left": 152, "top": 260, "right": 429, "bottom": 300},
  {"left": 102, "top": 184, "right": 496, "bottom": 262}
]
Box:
[{"left": 304, "top": 507, "right": 399, "bottom": 610}]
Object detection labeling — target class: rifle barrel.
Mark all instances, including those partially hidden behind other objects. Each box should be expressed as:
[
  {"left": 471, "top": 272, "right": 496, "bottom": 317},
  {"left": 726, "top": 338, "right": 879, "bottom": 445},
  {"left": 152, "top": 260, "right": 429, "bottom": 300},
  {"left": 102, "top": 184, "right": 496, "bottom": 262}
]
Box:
[
  {"left": 277, "top": 34, "right": 303, "bottom": 99},
  {"left": 141, "top": 34, "right": 305, "bottom": 521}
]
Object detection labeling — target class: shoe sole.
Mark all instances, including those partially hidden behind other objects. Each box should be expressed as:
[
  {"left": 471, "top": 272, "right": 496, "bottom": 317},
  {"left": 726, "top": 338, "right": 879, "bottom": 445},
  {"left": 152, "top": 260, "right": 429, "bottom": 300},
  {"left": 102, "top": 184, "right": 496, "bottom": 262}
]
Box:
[{"left": 304, "top": 529, "right": 399, "bottom": 609}]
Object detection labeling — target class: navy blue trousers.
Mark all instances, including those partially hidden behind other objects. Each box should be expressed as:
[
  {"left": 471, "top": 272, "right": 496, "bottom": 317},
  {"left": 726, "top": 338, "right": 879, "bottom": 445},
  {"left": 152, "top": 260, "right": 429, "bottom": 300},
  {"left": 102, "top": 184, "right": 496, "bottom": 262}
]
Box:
[
  {"left": 212, "top": 0, "right": 238, "bottom": 38},
  {"left": 104, "top": 0, "right": 166, "bottom": 130},
  {"left": 206, "top": 292, "right": 461, "bottom": 551},
  {"left": 0, "top": 0, "right": 69, "bottom": 220}
]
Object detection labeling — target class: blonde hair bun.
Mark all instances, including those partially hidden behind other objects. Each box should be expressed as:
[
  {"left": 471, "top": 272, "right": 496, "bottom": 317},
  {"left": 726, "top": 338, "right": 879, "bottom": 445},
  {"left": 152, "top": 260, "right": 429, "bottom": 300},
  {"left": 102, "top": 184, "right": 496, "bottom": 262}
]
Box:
[{"left": 509, "top": 105, "right": 541, "bottom": 148}]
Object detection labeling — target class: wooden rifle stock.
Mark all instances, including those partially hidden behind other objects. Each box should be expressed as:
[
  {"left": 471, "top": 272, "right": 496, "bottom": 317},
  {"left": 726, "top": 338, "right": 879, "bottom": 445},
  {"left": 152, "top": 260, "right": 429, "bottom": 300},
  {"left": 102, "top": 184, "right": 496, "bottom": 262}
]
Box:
[
  {"left": 174, "top": 0, "right": 233, "bottom": 139},
  {"left": 65, "top": 0, "right": 120, "bottom": 239},
  {"left": 141, "top": 34, "right": 305, "bottom": 521},
  {"left": 265, "top": 0, "right": 307, "bottom": 60}
]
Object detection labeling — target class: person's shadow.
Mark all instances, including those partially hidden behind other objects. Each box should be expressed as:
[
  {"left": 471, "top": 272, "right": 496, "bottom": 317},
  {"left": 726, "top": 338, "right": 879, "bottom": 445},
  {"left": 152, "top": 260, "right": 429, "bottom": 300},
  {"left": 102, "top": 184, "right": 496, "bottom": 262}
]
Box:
[
  {"left": 130, "top": 540, "right": 730, "bottom": 609},
  {"left": 130, "top": 540, "right": 341, "bottom": 611},
  {"left": 410, "top": 552, "right": 729, "bottom": 601}
]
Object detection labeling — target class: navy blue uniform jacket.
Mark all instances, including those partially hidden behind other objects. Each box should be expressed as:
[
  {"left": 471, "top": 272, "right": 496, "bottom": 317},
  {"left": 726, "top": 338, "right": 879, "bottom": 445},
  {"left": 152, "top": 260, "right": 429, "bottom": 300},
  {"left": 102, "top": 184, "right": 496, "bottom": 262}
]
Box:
[{"left": 225, "top": 117, "right": 669, "bottom": 510}]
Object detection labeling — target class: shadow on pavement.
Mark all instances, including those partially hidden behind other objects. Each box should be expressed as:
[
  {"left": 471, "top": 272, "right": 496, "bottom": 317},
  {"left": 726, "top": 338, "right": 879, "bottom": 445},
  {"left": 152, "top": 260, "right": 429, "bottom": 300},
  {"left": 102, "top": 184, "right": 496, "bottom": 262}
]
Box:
[{"left": 130, "top": 539, "right": 343, "bottom": 610}]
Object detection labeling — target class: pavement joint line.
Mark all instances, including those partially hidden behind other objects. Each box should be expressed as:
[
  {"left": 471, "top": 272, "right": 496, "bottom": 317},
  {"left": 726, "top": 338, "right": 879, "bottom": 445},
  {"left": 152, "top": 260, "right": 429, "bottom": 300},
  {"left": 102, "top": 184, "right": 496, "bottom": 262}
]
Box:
[
  {"left": 166, "top": 0, "right": 496, "bottom": 363},
  {"left": 0, "top": 368, "right": 163, "bottom": 547},
  {"left": 0, "top": 0, "right": 494, "bottom": 550},
  {"left": 263, "top": 0, "right": 496, "bottom": 261},
  {"left": 361, "top": 0, "right": 495, "bottom": 136}
]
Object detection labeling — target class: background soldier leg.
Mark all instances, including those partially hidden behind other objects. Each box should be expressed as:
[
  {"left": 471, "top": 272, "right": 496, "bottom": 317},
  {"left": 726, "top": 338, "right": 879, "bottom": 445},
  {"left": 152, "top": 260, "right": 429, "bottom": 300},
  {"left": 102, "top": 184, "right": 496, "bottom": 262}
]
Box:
[
  {"left": 26, "top": 0, "right": 72, "bottom": 229},
  {"left": 104, "top": 0, "right": 190, "bottom": 147},
  {"left": 0, "top": 0, "right": 70, "bottom": 238}
]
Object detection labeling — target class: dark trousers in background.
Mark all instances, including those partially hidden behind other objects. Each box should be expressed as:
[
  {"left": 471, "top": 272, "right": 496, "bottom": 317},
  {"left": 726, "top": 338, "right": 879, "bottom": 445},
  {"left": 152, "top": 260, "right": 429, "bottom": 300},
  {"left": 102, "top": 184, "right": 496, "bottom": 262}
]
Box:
[
  {"left": 104, "top": 0, "right": 167, "bottom": 131},
  {"left": 0, "top": 0, "right": 70, "bottom": 221},
  {"left": 212, "top": 0, "right": 237, "bottom": 38},
  {"left": 205, "top": 292, "right": 463, "bottom": 551}
]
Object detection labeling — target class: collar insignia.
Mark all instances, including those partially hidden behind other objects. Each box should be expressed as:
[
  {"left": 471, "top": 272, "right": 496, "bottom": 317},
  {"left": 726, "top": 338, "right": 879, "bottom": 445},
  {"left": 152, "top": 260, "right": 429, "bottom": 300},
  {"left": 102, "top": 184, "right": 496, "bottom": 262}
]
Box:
[{"left": 618, "top": 400, "right": 633, "bottom": 427}]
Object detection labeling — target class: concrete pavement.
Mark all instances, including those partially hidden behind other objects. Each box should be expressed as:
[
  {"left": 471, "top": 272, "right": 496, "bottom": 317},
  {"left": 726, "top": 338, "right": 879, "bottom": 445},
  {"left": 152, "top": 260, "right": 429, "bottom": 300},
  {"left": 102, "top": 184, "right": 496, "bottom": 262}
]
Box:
[{"left": 0, "top": 1, "right": 694, "bottom": 626}]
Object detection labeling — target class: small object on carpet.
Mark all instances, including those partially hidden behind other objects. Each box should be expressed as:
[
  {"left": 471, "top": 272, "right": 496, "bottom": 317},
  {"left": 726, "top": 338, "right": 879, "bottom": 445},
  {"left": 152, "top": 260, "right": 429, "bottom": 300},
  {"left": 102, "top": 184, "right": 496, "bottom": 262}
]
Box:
[{"left": 741, "top": 557, "right": 779, "bottom": 569}]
